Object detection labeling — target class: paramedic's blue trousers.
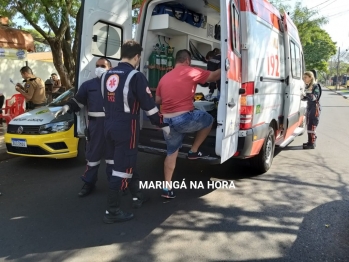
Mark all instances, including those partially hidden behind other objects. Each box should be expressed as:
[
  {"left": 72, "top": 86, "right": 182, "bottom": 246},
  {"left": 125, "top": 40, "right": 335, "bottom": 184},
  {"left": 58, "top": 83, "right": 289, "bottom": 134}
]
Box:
[
  {"left": 81, "top": 117, "right": 108, "bottom": 184},
  {"left": 306, "top": 102, "right": 321, "bottom": 145},
  {"left": 104, "top": 115, "right": 141, "bottom": 195}
]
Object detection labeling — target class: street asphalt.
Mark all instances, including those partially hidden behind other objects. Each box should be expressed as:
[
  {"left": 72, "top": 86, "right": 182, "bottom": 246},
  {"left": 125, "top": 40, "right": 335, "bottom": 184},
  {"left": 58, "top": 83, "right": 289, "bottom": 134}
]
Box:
[{"left": 1, "top": 89, "right": 349, "bottom": 261}]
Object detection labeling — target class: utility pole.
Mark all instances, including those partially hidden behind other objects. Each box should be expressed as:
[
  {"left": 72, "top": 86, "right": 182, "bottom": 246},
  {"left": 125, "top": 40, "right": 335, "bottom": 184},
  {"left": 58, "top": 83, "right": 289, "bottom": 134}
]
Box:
[{"left": 336, "top": 46, "right": 340, "bottom": 90}]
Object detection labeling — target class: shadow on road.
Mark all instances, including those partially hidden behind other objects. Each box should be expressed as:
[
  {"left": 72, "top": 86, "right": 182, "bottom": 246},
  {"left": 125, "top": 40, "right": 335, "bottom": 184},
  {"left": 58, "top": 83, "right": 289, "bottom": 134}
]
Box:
[
  {"left": 0, "top": 154, "right": 261, "bottom": 261},
  {"left": 283, "top": 200, "right": 349, "bottom": 261},
  {"left": 1, "top": 147, "right": 349, "bottom": 261}
]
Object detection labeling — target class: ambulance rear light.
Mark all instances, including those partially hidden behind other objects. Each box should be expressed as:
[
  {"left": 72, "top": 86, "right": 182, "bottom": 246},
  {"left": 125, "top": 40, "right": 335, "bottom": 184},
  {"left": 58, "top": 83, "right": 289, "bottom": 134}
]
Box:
[
  {"left": 240, "top": 106, "right": 253, "bottom": 129},
  {"left": 240, "top": 105, "right": 253, "bottom": 115},
  {"left": 239, "top": 82, "right": 254, "bottom": 130}
]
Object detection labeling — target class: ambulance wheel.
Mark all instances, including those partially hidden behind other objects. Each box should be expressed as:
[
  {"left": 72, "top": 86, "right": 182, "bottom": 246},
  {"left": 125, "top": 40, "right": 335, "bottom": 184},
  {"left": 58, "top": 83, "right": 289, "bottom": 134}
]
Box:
[
  {"left": 251, "top": 127, "right": 275, "bottom": 174},
  {"left": 76, "top": 138, "right": 86, "bottom": 163}
]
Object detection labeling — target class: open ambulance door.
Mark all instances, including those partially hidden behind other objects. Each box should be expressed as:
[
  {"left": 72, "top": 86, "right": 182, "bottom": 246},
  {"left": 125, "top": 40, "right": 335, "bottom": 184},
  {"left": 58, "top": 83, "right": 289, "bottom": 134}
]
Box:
[
  {"left": 280, "top": 12, "right": 303, "bottom": 146},
  {"left": 74, "top": 0, "right": 133, "bottom": 137},
  {"left": 215, "top": 0, "right": 241, "bottom": 163}
]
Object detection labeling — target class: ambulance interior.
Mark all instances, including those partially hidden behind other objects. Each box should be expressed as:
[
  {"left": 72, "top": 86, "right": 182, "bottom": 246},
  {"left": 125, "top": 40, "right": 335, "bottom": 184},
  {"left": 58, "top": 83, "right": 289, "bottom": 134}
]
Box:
[{"left": 140, "top": 0, "right": 222, "bottom": 139}]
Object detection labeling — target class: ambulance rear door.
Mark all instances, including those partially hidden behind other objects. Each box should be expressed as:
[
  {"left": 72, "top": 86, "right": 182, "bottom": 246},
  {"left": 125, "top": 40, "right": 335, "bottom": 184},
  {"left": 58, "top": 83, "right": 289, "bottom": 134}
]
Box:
[
  {"left": 75, "top": 0, "right": 133, "bottom": 136},
  {"left": 281, "top": 12, "right": 303, "bottom": 140},
  {"left": 215, "top": 0, "right": 242, "bottom": 163}
]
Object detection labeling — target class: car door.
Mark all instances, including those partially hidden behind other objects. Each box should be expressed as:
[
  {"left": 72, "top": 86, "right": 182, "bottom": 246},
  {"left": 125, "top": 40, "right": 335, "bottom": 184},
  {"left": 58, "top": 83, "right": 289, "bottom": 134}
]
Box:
[
  {"left": 75, "top": 0, "right": 133, "bottom": 136},
  {"left": 216, "top": 0, "right": 241, "bottom": 163}
]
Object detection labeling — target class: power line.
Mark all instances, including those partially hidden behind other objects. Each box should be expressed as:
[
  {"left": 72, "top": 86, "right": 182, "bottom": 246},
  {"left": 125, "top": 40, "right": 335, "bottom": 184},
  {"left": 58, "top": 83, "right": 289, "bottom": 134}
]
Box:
[
  {"left": 317, "top": 0, "right": 338, "bottom": 11},
  {"left": 326, "top": 9, "right": 349, "bottom": 18},
  {"left": 309, "top": 0, "right": 332, "bottom": 10}
]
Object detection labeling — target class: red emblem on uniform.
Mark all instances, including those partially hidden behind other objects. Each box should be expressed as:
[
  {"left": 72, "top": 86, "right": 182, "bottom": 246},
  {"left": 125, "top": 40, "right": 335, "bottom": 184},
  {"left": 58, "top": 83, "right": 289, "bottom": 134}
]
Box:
[{"left": 106, "top": 75, "right": 119, "bottom": 92}]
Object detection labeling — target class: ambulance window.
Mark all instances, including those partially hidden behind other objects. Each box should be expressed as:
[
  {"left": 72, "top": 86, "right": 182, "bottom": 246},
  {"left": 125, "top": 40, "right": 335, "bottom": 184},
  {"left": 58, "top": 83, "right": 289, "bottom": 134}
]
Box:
[
  {"left": 91, "top": 22, "right": 122, "bottom": 60},
  {"left": 231, "top": 3, "right": 240, "bottom": 53},
  {"left": 290, "top": 41, "right": 301, "bottom": 79}
]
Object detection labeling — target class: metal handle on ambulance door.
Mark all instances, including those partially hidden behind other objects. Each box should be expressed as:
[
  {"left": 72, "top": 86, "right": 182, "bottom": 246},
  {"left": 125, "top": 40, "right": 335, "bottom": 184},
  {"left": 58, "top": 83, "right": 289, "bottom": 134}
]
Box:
[
  {"left": 225, "top": 58, "right": 230, "bottom": 71},
  {"left": 228, "top": 100, "right": 236, "bottom": 108}
]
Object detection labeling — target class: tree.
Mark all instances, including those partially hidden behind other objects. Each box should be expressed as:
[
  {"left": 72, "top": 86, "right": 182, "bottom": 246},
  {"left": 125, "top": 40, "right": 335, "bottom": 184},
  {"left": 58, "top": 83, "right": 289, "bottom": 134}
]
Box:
[
  {"left": 1, "top": 0, "right": 144, "bottom": 88},
  {"left": 271, "top": 1, "right": 337, "bottom": 74},
  {"left": 0, "top": 0, "right": 81, "bottom": 89},
  {"left": 290, "top": 2, "right": 328, "bottom": 46},
  {"left": 302, "top": 28, "right": 336, "bottom": 72}
]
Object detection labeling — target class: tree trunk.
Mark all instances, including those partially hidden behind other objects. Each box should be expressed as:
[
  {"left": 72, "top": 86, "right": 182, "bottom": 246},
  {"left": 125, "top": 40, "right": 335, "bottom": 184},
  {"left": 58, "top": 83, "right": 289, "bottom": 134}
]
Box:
[
  {"left": 62, "top": 37, "right": 75, "bottom": 87},
  {"left": 72, "top": 6, "right": 82, "bottom": 87},
  {"left": 49, "top": 39, "right": 72, "bottom": 89}
]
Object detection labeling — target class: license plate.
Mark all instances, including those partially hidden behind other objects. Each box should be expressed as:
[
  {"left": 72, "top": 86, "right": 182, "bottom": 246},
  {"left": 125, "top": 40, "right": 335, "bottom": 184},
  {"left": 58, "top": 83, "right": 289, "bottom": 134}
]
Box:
[{"left": 11, "top": 139, "right": 27, "bottom": 148}]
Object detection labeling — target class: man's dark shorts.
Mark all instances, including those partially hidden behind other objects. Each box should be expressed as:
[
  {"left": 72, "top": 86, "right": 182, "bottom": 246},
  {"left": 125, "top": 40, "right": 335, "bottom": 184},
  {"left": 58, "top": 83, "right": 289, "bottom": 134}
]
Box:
[{"left": 163, "top": 110, "right": 213, "bottom": 155}]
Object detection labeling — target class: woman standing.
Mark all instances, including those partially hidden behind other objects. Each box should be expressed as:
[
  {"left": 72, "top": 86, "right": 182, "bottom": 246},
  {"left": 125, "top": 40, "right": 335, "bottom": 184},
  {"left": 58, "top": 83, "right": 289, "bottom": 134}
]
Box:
[{"left": 302, "top": 71, "right": 321, "bottom": 149}]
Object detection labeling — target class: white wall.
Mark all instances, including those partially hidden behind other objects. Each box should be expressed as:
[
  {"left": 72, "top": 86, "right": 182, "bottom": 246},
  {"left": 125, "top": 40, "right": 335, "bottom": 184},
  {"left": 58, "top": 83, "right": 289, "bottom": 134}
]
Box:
[{"left": 0, "top": 59, "right": 56, "bottom": 100}]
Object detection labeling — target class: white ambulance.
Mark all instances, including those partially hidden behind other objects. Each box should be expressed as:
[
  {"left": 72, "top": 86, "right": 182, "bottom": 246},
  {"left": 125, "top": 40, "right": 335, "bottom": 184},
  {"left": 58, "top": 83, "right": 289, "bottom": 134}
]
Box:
[{"left": 76, "top": 0, "right": 306, "bottom": 173}]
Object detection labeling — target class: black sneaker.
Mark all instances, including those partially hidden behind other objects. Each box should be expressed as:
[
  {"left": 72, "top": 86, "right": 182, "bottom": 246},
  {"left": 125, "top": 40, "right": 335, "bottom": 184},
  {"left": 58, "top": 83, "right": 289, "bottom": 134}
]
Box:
[
  {"left": 187, "top": 151, "right": 209, "bottom": 160},
  {"left": 161, "top": 189, "right": 176, "bottom": 199},
  {"left": 303, "top": 144, "right": 315, "bottom": 149},
  {"left": 78, "top": 183, "right": 95, "bottom": 197},
  {"left": 132, "top": 194, "right": 149, "bottom": 208}
]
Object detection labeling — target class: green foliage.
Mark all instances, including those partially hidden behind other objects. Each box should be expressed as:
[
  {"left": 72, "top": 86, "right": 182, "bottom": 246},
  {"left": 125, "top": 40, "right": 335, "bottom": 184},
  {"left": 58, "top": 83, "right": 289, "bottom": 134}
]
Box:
[
  {"left": 271, "top": 0, "right": 336, "bottom": 73},
  {"left": 0, "top": 0, "right": 81, "bottom": 87},
  {"left": 291, "top": 2, "right": 328, "bottom": 46},
  {"left": 303, "top": 28, "right": 336, "bottom": 71}
]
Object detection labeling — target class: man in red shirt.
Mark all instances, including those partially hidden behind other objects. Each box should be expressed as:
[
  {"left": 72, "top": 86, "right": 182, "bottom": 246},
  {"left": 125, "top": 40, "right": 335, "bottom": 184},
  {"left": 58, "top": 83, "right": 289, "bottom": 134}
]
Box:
[{"left": 155, "top": 49, "right": 221, "bottom": 198}]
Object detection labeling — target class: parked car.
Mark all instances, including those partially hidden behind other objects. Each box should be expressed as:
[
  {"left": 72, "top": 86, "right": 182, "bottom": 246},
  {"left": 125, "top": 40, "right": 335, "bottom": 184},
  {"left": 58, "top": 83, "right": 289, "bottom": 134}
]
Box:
[{"left": 5, "top": 89, "right": 85, "bottom": 160}]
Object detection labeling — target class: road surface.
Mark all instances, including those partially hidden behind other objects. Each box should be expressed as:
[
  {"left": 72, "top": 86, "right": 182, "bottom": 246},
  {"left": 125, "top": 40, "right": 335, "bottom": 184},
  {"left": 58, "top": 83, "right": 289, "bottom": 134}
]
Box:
[{"left": 1, "top": 89, "right": 349, "bottom": 261}]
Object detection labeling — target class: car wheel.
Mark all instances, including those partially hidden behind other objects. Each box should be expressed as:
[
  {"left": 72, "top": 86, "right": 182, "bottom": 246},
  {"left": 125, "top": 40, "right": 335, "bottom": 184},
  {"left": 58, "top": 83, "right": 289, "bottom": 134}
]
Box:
[{"left": 250, "top": 127, "right": 275, "bottom": 174}]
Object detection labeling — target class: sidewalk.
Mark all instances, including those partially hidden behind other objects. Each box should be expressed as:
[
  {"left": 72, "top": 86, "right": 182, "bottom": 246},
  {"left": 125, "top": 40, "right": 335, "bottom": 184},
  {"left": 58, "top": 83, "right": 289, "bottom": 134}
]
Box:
[
  {"left": 327, "top": 86, "right": 349, "bottom": 99},
  {"left": 0, "top": 124, "right": 15, "bottom": 161}
]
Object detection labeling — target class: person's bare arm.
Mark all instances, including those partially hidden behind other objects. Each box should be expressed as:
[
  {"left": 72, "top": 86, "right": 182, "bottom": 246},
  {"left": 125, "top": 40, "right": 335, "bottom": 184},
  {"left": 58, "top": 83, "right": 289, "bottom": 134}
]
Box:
[
  {"left": 206, "top": 68, "right": 221, "bottom": 83},
  {"left": 15, "top": 84, "right": 33, "bottom": 100},
  {"left": 155, "top": 95, "right": 162, "bottom": 105}
]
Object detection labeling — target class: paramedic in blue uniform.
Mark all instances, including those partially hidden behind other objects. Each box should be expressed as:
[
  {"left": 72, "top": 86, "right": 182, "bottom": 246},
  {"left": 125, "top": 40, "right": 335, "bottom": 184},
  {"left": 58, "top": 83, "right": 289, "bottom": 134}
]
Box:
[
  {"left": 302, "top": 71, "right": 321, "bottom": 149},
  {"left": 55, "top": 57, "right": 112, "bottom": 196},
  {"left": 101, "top": 40, "right": 169, "bottom": 224}
]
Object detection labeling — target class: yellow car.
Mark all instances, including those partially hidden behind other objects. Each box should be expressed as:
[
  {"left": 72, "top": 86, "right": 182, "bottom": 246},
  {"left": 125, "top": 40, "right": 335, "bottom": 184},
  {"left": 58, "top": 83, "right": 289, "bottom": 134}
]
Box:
[{"left": 5, "top": 90, "right": 85, "bottom": 160}]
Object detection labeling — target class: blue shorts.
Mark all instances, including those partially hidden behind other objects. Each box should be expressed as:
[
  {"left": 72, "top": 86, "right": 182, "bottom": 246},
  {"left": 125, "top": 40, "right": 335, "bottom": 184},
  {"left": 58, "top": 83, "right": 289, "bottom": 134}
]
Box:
[{"left": 163, "top": 110, "right": 214, "bottom": 155}]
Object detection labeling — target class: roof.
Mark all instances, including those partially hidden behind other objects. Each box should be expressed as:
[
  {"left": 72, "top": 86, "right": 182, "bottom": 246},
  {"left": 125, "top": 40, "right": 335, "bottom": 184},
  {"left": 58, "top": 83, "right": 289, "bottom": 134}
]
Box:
[
  {"left": 0, "top": 25, "right": 35, "bottom": 52},
  {"left": 27, "top": 52, "right": 53, "bottom": 62}
]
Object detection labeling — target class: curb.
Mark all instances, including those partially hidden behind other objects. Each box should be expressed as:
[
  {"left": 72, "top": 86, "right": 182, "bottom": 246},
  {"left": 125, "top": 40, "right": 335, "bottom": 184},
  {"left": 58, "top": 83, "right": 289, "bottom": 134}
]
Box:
[{"left": 326, "top": 87, "right": 349, "bottom": 99}]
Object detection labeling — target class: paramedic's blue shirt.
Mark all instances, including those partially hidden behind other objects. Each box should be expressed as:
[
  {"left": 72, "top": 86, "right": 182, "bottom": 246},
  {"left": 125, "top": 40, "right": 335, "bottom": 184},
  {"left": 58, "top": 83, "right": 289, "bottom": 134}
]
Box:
[
  {"left": 68, "top": 77, "right": 104, "bottom": 113},
  {"left": 103, "top": 62, "right": 157, "bottom": 119}
]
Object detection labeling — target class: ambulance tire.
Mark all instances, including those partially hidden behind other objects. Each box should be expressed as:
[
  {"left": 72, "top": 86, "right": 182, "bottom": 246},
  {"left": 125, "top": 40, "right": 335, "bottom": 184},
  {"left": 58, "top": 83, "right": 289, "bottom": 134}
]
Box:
[
  {"left": 76, "top": 138, "right": 86, "bottom": 163},
  {"left": 251, "top": 127, "right": 275, "bottom": 174}
]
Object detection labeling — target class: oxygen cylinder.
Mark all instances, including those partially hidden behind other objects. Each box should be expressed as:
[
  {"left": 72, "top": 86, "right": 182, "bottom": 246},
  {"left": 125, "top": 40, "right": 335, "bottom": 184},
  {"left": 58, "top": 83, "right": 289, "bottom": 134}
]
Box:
[
  {"left": 167, "top": 46, "right": 174, "bottom": 72},
  {"left": 160, "top": 44, "right": 168, "bottom": 79},
  {"left": 155, "top": 44, "right": 161, "bottom": 84},
  {"left": 148, "top": 47, "right": 157, "bottom": 88}
]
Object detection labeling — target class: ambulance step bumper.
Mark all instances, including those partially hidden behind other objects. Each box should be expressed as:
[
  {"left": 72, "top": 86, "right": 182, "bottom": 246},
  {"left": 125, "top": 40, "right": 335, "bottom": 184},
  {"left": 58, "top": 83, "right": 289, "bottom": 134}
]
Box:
[
  {"left": 279, "top": 127, "right": 305, "bottom": 148},
  {"left": 138, "top": 145, "right": 221, "bottom": 164}
]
